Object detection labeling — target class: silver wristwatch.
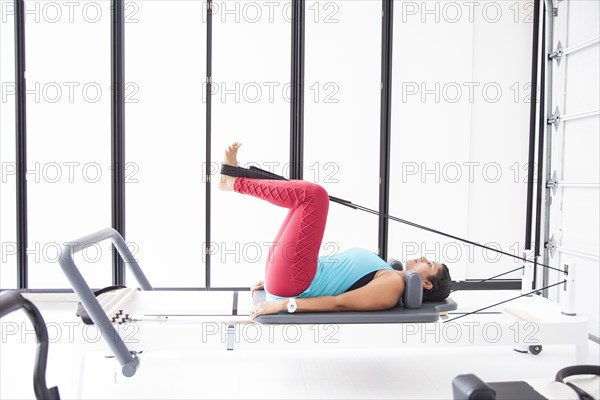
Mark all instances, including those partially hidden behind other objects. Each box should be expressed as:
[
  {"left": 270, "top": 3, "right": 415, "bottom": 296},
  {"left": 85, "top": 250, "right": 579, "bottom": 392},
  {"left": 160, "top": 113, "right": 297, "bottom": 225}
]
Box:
[{"left": 287, "top": 298, "right": 297, "bottom": 313}]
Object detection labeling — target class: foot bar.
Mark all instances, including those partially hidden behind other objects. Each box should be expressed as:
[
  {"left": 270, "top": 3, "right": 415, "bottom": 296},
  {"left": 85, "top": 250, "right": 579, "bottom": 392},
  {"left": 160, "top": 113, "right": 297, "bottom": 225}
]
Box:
[{"left": 58, "top": 227, "right": 153, "bottom": 377}]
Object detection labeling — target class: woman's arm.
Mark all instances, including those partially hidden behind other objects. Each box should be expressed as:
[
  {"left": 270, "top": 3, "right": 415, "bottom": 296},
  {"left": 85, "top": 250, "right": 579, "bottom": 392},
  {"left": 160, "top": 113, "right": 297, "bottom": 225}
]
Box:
[{"left": 250, "top": 270, "right": 404, "bottom": 319}]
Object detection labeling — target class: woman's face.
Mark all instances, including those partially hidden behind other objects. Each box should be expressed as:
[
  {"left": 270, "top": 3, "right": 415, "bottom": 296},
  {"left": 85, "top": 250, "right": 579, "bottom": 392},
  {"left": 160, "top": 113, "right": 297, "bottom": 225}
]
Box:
[{"left": 405, "top": 256, "right": 442, "bottom": 290}]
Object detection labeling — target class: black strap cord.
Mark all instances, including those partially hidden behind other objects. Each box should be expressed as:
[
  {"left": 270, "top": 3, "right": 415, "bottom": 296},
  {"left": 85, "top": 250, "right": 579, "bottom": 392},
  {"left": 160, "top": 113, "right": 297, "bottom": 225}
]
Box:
[
  {"left": 450, "top": 267, "right": 525, "bottom": 293},
  {"left": 247, "top": 166, "right": 567, "bottom": 274},
  {"left": 347, "top": 201, "right": 565, "bottom": 274},
  {"left": 443, "top": 280, "right": 566, "bottom": 323}
]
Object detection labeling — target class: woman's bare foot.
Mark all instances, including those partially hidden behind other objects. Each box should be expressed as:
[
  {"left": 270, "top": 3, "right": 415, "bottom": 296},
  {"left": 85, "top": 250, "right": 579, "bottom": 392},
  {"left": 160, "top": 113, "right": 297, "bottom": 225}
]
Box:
[{"left": 218, "top": 142, "right": 242, "bottom": 191}]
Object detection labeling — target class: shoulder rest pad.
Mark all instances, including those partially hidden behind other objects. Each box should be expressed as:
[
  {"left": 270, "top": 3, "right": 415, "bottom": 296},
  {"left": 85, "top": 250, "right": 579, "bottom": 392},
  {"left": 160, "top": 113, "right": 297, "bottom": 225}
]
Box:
[{"left": 402, "top": 270, "right": 423, "bottom": 309}]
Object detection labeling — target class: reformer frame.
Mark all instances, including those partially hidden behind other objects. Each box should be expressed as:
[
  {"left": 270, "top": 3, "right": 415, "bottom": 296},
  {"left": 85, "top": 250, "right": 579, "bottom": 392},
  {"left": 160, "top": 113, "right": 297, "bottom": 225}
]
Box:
[{"left": 58, "top": 227, "right": 587, "bottom": 378}]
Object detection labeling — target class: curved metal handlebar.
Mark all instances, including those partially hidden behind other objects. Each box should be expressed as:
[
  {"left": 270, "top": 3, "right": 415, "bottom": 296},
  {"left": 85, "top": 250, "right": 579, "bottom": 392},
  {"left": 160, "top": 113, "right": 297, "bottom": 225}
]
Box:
[
  {"left": 58, "top": 227, "right": 153, "bottom": 377},
  {"left": 0, "top": 291, "right": 61, "bottom": 399}
]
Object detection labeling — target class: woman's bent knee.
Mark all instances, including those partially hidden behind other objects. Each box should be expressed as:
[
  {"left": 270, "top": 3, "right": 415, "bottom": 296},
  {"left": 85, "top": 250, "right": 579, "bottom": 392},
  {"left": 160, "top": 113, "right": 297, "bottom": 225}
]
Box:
[{"left": 305, "top": 182, "right": 329, "bottom": 201}]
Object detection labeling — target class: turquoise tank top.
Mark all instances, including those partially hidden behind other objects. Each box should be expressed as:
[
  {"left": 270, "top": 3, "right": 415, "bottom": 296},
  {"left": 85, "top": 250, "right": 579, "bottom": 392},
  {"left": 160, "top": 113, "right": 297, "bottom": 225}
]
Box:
[{"left": 265, "top": 247, "right": 393, "bottom": 301}]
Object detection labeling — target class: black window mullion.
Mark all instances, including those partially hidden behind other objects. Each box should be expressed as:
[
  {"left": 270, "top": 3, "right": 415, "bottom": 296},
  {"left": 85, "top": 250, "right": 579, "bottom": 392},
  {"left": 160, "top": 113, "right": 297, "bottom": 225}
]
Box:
[
  {"left": 378, "top": 0, "right": 394, "bottom": 261},
  {"left": 290, "top": 0, "right": 305, "bottom": 179},
  {"left": 14, "top": 0, "right": 28, "bottom": 289},
  {"left": 205, "top": 0, "right": 213, "bottom": 289},
  {"left": 111, "top": 0, "right": 126, "bottom": 286},
  {"left": 524, "top": 0, "right": 542, "bottom": 251}
]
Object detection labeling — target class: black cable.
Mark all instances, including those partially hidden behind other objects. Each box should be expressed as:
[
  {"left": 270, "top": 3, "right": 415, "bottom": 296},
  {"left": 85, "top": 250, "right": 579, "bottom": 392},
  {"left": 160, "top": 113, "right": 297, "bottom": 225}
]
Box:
[
  {"left": 247, "top": 166, "right": 566, "bottom": 274},
  {"left": 346, "top": 201, "right": 565, "bottom": 274},
  {"left": 443, "top": 280, "right": 566, "bottom": 323},
  {"left": 450, "top": 267, "right": 525, "bottom": 293}
]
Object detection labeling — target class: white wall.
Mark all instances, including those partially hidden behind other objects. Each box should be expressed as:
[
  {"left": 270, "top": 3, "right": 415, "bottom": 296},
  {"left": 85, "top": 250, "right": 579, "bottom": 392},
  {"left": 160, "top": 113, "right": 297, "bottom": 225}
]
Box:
[{"left": 547, "top": 0, "right": 599, "bottom": 337}]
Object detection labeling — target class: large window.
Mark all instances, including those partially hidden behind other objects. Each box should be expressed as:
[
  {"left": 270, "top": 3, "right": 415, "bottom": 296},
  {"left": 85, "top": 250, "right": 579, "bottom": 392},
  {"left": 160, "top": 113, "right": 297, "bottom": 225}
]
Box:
[
  {"left": 304, "top": 1, "right": 381, "bottom": 255},
  {"left": 23, "top": 1, "right": 113, "bottom": 289},
  {"left": 1, "top": 1, "right": 544, "bottom": 290},
  {"left": 210, "top": 1, "right": 291, "bottom": 287},
  {"left": 125, "top": 1, "right": 207, "bottom": 287},
  {"left": 389, "top": 1, "right": 533, "bottom": 281}
]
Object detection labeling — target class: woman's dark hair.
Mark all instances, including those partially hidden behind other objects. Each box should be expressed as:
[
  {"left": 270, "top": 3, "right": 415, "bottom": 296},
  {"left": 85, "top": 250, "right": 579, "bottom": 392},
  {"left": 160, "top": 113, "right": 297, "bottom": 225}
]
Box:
[{"left": 423, "top": 263, "right": 451, "bottom": 302}]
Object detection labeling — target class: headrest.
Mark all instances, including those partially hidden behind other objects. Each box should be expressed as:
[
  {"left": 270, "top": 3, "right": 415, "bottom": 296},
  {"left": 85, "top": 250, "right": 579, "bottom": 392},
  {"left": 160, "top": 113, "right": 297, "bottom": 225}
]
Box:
[
  {"left": 387, "top": 258, "right": 404, "bottom": 271},
  {"left": 402, "top": 270, "right": 423, "bottom": 309}
]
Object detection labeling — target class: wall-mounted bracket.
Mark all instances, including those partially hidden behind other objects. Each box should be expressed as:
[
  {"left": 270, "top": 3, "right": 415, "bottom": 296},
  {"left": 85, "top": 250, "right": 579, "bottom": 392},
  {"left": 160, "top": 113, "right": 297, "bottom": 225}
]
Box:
[
  {"left": 546, "top": 171, "right": 559, "bottom": 196},
  {"left": 547, "top": 106, "right": 561, "bottom": 130},
  {"left": 546, "top": 235, "right": 557, "bottom": 258},
  {"left": 553, "top": 0, "right": 564, "bottom": 17},
  {"left": 548, "top": 41, "right": 563, "bottom": 65}
]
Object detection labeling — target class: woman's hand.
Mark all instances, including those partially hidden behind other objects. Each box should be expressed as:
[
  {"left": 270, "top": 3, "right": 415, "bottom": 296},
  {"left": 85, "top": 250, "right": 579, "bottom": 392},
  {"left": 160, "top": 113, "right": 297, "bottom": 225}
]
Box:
[
  {"left": 250, "top": 280, "right": 264, "bottom": 297},
  {"left": 250, "top": 300, "right": 285, "bottom": 320}
]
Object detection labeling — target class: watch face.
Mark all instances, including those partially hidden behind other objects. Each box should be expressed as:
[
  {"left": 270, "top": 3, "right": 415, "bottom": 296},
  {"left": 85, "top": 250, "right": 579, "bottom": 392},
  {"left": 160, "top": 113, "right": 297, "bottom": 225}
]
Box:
[{"left": 288, "top": 299, "right": 297, "bottom": 312}]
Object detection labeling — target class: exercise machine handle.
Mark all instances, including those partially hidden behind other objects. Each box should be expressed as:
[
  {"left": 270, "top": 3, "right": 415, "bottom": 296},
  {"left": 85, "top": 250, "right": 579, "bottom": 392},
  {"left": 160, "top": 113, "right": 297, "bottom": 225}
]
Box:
[
  {"left": 0, "top": 290, "right": 24, "bottom": 317},
  {"left": 58, "top": 227, "right": 153, "bottom": 377},
  {"left": 0, "top": 291, "right": 61, "bottom": 400}
]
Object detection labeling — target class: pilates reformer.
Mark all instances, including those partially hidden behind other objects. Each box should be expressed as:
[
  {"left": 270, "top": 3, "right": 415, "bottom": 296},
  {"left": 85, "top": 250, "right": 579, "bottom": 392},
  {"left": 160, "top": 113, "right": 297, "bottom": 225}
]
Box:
[
  {"left": 1, "top": 286, "right": 594, "bottom": 400},
  {"left": 58, "top": 227, "right": 458, "bottom": 377},
  {"left": 56, "top": 167, "right": 589, "bottom": 378}
]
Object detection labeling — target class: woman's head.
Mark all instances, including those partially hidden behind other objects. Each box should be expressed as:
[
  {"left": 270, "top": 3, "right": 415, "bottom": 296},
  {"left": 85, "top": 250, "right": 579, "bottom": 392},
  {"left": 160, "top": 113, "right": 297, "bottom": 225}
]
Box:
[{"left": 405, "top": 257, "right": 452, "bottom": 302}]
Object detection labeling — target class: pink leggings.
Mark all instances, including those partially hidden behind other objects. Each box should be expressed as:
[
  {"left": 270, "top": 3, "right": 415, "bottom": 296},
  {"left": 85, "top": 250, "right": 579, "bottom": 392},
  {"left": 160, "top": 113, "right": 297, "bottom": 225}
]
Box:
[{"left": 234, "top": 177, "right": 329, "bottom": 297}]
